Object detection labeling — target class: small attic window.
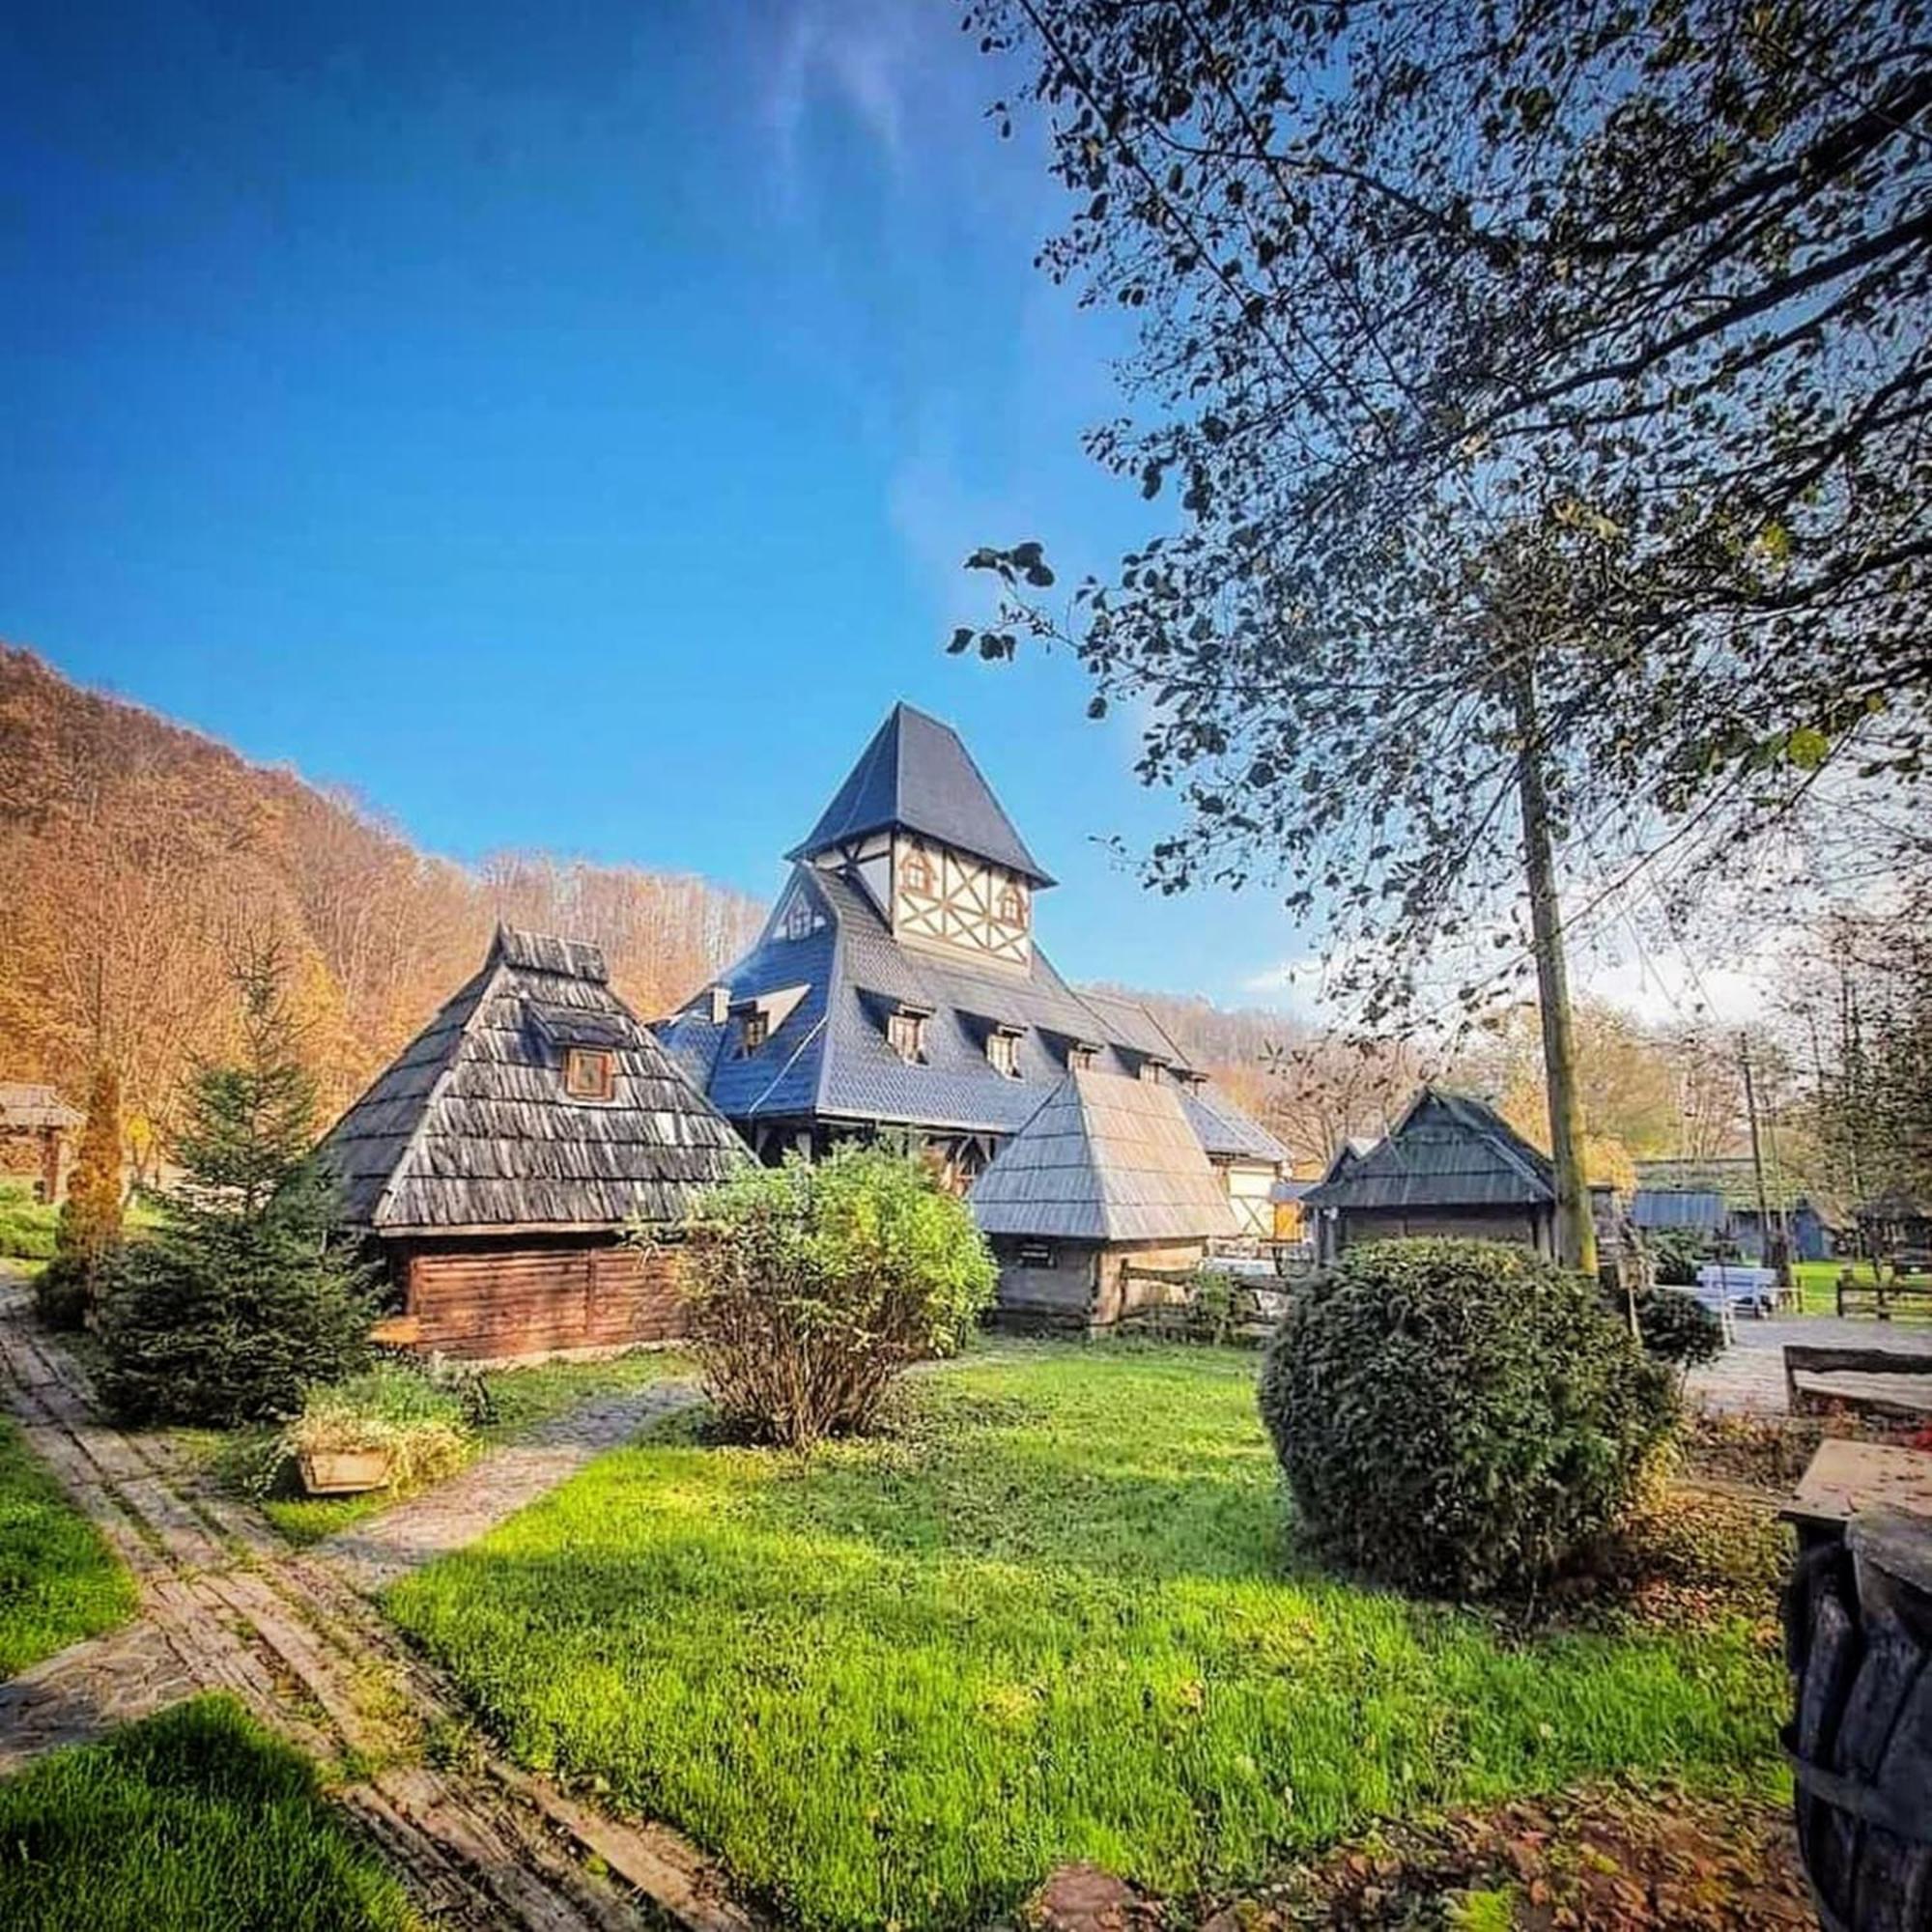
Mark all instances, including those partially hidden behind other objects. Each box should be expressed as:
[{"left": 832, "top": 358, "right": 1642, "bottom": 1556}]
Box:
[
  {"left": 887, "top": 1009, "right": 929, "bottom": 1063},
  {"left": 1067, "top": 1042, "right": 1098, "bottom": 1072},
  {"left": 900, "top": 846, "right": 934, "bottom": 895},
  {"left": 780, "top": 895, "right": 817, "bottom": 942},
  {"left": 987, "top": 1028, "right": 1021, "bottom": 1079},
  {"left": 738, "top": 1010, "right": 770, "bottom": 1055},
  {"left": 996, "top": 882, "right": 1026, "bottom": 925},
  {"left": 1138, "top": 1058, "right": 1167, "bottom": 1085},
  {"left": 564, "top": 1047, "right": 616, "bottom": 1101}
]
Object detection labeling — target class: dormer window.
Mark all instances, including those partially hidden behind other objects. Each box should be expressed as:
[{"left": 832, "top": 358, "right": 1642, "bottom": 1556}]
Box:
[
  {"left": 1138, "top": 1058, "right": 1167, "bottom": 1085},
  {"left": 1067, "top": 1042, "right": 1098, "bottom": 1072},
  {"left": 738, "top": 1010, "right": 770, "bottom": 1056},
  {"left": 996, "top": 882, "right": 1026, "bottom": 926},
  {"left": 564, "top": 1047, "right": 616, "bottom": 1101},
  {"left": 781, "top": 895, "right": 817, "bottom": 942},
  {"left": 987, "top": 1028, "right": 1021, "bottom": 1078},
  {"left": 887, "top": 1009, "right": 929, "bottom": 1063},
  {"left": 900, "top": 847, "right": 934, "bottom": 895}
]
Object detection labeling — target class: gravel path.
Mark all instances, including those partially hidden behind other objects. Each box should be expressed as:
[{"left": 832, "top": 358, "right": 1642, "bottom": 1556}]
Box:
[{"left": 1685, "top": 1315, "right": 1932, "bottom": 1415}]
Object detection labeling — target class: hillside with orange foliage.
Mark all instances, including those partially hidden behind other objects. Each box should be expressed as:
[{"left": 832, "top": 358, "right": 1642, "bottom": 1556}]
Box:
[{"left": 0, "top": 647, "right": 763, "bottom": 1159}]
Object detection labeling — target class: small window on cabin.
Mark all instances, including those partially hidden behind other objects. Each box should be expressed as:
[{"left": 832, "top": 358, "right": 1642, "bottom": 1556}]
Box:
[
  {"left": 987, "top": 1030, "right": 1020, "bottom": 1079},
  {"left": 1067, "top": 1043, "right": 1098, "bottom": 1071},
  {"left": 781, "top": 895, "right": 816, "bottom": 941},
  {"left": 900, "top": 847, "right": 934, "bottom": 895},
  {"left": 887, "top": 1009, "right": 928, "bottom": 1063},
  {"left": 996, "top": 882, "right": 1026, "bottom": 926},
  {"left": 1138, "top": 1059, "right": 1165, "bottom": 1085},
  {"left": 1017, "top": 1240, "right": 1056, "bottom": 1268},
  {"left": 738, "top": 1010, "right": 770, "bottom": 1056},
  {"left": 564, "top": 1047, "right": 616, "bottom": 1101}
]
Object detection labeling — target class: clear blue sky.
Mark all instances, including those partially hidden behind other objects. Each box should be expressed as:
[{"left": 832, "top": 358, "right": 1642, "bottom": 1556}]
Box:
[{"left": 2, "top": 0, "right": 1313, "bottom": 1006}]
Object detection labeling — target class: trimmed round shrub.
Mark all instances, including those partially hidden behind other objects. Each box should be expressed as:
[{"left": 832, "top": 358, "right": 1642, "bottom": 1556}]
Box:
[
  {"left": 1632, "top": 1285, "right": 1725, "bottom": 1368},
  {"left": 1259, "top": 1238, "right": 1677, "bottom": 1598}
]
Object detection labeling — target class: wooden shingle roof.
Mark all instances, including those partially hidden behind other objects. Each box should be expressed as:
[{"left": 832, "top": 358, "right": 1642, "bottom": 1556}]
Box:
[
  {"left": 321, "top": 925, "right": 745, "bottom": 1236},
  {"left": 969, "top": 1068, "right": 1239, "bottom": 1245},
  {"left": 0, "top": 1084, "right": 83, "bottom": 1132},
  {"left": 1299, "top": 1088, "right": 1554, "bottom": 1212}
]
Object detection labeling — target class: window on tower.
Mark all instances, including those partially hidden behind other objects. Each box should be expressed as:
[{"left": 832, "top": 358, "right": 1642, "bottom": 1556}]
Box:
[
  {"left": 899, "top": 847, "right": 933, "bottom": 895},
  {"left": 995, "top": 882, "right": 1026, "bottom": 926}
]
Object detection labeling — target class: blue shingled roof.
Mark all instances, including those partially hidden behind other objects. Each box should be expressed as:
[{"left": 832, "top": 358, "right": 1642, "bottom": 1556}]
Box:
[
  {"left": 653, "top": 860, "right": 1287, "bottom": 1165},
  {"left": 785, "top": 702, "right": 1054, "bottom": 885}
]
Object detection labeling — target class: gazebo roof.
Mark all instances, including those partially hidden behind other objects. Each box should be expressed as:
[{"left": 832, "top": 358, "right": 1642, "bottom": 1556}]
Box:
[{"left": 969, "top": 1068, "right": 1239, "bottom": 1245}]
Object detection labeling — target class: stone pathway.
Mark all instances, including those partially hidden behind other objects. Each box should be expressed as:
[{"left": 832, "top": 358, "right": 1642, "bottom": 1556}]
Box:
[
  {"left": 1685, "top": 1315, "right": 1932, "bottom": 1415},
  {"left": 315, "top": 1382, "right": 700, "bottom": 1595},
  {"left": 0, "top": 1275, "right": 757, "bottom": 1932}
]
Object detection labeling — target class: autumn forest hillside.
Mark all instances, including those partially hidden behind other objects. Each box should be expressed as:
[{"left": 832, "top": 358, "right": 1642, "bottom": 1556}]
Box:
[{"left": 0, "top": 646, "right": 765, "bottom": 1156}]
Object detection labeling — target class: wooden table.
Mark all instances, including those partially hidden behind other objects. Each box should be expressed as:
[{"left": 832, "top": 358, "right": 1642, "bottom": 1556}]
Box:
[{"left": 1780, "top": 1437, "right": 1932, "bottom": 1549}]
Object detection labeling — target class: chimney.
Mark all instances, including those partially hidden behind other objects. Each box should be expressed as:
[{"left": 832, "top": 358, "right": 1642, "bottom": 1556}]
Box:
[{"left": 708, "top": 985, "right": 730, "bottom": 1026}]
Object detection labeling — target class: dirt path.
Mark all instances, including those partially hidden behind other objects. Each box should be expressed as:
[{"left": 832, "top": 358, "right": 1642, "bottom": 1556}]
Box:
[{"left": 0, "top": 1277, "right": 759, "bottom": 1932}]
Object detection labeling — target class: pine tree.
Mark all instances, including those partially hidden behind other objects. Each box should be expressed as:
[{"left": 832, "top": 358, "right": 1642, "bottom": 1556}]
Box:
[
  {"left": 97, "top": 945, "right": 374, "bottom": 1426},
  {"left": 38, "top": 1061, "right": 124, "bottom": 1328}
]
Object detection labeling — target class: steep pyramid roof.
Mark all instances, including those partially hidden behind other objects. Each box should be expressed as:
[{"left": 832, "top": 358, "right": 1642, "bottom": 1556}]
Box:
[
  {"left": 322, "top": 925, "right": 744, "bottom": 1235},
  {"left": 1300, "top": 1087, "right": 1553, "bottom": 1212},
  {"left": 970, "top": 1068, "right": 1238, "bottom": 1244},
  {"left": 786, "top": 702, "right": 1053, "bottom": 884}
]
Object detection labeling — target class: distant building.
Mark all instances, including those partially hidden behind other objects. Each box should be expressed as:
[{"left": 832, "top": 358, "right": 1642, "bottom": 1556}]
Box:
[
  {"left": 0, "top": 1082, "right": 83, "bottom": 1204},
  {"left": 321, "top": 926, "right": 744, "bottom": 1358},
  {"left": 969, "top": 1068, "right": 1237, "bottom": 1329},
  {"left": 1631, "top": 1156, "right": 1840, "bottom": 1263},
  {"left": 656, "top": 701, "right": 1286, "bottom": 1223},
  {"left": 1299, "top": 1089, "right": 1558, "bottom": 1262}
]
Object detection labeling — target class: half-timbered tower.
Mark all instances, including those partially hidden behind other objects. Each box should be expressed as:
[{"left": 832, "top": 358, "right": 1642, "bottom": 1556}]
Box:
[{"left": 657, "top": 702, "right": 1286, "bottom": 1221}]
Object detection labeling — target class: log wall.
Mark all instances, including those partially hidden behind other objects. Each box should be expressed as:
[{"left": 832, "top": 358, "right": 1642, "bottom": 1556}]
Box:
[{"left": 401, "top": 1237, "right": 685, "bottom": 1360}]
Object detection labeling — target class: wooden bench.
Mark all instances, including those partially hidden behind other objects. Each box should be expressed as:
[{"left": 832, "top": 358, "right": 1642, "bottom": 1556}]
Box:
[
  {"left": 1836, "top": 1270, "right": 1932, "bottom": 1321},
  {"left": 1784, "top": 1343, "right": 1932, "bottom": 1417}
]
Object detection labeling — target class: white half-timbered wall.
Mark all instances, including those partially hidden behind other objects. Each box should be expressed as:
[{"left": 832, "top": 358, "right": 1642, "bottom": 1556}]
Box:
[{"left": 889, "top": 833, "right": 1031, "bottom": 966}]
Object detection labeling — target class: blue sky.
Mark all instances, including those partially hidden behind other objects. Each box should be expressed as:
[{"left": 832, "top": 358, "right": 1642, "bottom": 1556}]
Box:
[{"left": 1, "top": 0, "right": 1326, "bottom": 1007}]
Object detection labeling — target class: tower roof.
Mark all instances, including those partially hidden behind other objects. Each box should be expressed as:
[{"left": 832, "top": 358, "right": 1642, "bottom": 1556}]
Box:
[
  {"left": 969, "top": 1068, "right": 1239, "bottom": 1245},
  {"left": 321, "top": 925, "right": 745, "bottom": 1235},
  {"left": 786, "top": 701, "right": 1054, "bottom": 884}
]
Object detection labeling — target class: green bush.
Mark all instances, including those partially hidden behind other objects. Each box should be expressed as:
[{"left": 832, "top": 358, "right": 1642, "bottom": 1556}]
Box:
[
  {"left": 1258, "top": 1238, "right": 1676, "bottom": 1598},
  {"left": 280, "top": 1364, "right": 472, "bottom": 1492},
  {"left": 1643, "top": 1226, "right": 1707, "bottom": 1287},
  {"left": 1632, "top": 1285, "right": 1725, "bottom": 1368},
  {"left": 662, "top": 1145, "right": 996, "bottom": 1450}
]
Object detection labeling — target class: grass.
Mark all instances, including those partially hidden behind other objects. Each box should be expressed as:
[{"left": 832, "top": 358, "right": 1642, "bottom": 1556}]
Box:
[
  {"left": 388, "top": 1343, "right": 1787, "bottom": 1931},
  {"left": 0, "top": 1693, "right": 420, "bottom": 1931},
  {"left": 0, "top": 1414, "right": 137, "bottom": 1677},
  {"left": 0, "top": 1181, "right": 57, "bottom": 1262},
  {"left": 177, "top": 1347, "right": 695, "bottom": 1547}
]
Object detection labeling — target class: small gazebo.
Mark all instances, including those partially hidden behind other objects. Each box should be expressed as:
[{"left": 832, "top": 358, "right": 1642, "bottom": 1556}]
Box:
[
  {"left": 969, "top": 1068, "right": 1237, "bottom": 1329},
  {"left": 0, "top": 1083, "right": 83, "bottom": 1204}
]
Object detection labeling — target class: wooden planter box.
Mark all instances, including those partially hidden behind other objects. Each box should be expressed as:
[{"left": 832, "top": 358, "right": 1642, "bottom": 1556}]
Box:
[{"left": 298, "top": 1448, "right": 393, "bottom": 1495}]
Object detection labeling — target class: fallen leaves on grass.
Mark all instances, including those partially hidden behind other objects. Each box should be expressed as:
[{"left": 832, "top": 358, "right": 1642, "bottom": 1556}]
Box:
[{"left": 1192, "top": 1782, "right": 1809, "bottom": 1930}]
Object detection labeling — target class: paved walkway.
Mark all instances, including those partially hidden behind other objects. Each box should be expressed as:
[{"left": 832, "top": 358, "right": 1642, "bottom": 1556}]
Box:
[
  {"left": 1685, "top": 1315, "right": 1932, "bottom": 1415},
  {"left": 0, "top": 1274, "right": 754, "bottom": 1932}
]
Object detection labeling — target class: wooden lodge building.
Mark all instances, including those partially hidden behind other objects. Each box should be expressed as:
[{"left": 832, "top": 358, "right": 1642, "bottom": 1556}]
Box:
[
  {"left": 0, "top": 1082, "right": 82, "bottom": 1204},
  {"left": 970, "top": 1068, "right": 1238, "bottom": 1328},
  {"left": 1300, "top": 1088, "right": 1559, "bottom": 1263},
  {"left": 321, "top": 926, "right": 744, "bottom": 1359},
  {"left": 655, "top": 701, "right": 1287, "bottom": 1223}
]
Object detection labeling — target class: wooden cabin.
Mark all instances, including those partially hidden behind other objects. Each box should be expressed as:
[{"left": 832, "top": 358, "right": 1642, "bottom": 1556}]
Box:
[
  {"left": 320, "top": 926, "right": 745, "bottom": 1360},
  {"left": 969, "top": 1068, "right": 1238, "bottom": 1329},
  {"left": 1299, "top": 1089, "right": 1557, "bottom": 1264},
  {"left": 0, "top": 1083, "right": 82, "bottom": 1203}
]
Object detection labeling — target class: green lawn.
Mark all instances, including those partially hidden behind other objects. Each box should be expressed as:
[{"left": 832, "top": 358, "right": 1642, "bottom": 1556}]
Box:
[
  {"left": 0, "top": 1694, "right": 420, "bottom": 1931},
  {"left": 180, "top": 1347, "right": 696, "bottom": 1547},
  {"left": 0, "top": 1414, "right": 137, "bottom": 1677},
  {"left": 388, "top": 1344, "right": 1785, "bottom": 1931}
]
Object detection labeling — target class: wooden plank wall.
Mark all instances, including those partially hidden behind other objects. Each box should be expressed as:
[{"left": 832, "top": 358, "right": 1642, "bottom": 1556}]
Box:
[{"left": 406, "top": 1241, "right": 686, "bottom": 1359}]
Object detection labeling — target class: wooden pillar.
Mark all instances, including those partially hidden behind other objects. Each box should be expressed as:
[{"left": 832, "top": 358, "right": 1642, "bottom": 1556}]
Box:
[{"left": 39, "top": 1127, "right": 63, "bottom": 1205}]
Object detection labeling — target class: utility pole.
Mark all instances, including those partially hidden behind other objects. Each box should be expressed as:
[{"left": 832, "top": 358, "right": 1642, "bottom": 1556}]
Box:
[
  {"left": 1513, "top": 662, "right": 1598, "bottom": 1277},
  {"left": 1738, "top": 1034, "right": 1789, "bottom": 1292}
]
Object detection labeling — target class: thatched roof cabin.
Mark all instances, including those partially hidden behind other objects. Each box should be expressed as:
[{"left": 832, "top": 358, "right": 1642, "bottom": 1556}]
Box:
[
  {"left": 321, "top": 925, "right": 744, "bottom": 1359},
  {"left": 971, "top": 1068, "right": 1236, "bottom": 1328}
]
